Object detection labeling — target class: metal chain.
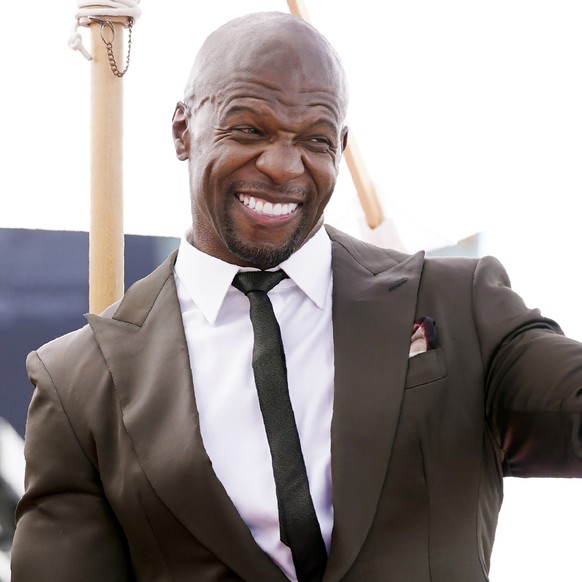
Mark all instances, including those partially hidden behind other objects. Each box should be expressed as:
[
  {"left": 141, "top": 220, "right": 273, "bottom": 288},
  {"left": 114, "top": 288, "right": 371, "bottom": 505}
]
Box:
[{"left": 99, "top": 18, "right": 133, "bottom": 78}]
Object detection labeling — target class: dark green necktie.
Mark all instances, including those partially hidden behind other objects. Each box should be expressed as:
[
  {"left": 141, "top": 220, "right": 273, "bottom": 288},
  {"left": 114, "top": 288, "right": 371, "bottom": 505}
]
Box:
[{"left": 232, "top": 270, "right": 327, "bottom": 582}]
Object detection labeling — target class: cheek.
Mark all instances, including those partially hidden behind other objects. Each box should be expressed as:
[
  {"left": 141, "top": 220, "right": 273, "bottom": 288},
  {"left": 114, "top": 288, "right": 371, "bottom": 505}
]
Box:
[
  {"left": 197, "top": 142, "right": 252, "bottom": 187},
  {"left": 310, "top": 159, "right": 339, "bottom": 201},
  {"left": 188, "top": 144, "right": 223, "bottom": 196}
]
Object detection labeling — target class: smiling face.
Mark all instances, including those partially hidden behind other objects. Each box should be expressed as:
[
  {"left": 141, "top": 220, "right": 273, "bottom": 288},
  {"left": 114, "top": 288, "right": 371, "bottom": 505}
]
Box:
[{"left": 173, "top": 13, "right": 348, "bottom": 269}]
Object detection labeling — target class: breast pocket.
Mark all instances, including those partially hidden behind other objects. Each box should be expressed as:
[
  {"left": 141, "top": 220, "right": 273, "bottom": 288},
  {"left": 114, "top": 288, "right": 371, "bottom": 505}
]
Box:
[{"left": 405, "top": 348, "right": 447, "bottom": 389}]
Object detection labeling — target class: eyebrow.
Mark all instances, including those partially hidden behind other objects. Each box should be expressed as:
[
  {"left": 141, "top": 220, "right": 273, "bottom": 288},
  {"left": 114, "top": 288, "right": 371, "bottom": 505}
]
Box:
[
  {"left": 220, "top": 104, "right": 340, "bottom": 135},
  {"left": 220, "top": 105, "right": 259, "bottom": 121}
]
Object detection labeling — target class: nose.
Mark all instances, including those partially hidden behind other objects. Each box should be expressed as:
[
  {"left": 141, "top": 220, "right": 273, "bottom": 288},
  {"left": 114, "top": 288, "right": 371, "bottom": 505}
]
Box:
[{"left": 255, "top": 142, "right": 304, "bottom": 184}]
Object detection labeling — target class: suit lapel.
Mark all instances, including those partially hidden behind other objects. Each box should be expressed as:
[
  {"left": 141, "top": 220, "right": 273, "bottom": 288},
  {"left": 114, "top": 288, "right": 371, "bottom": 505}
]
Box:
[
  {"left": 87, "top": 253, "right": 286, "bottom": 581},
  {"left": 324, "top": 227, "right": 425, "bottom": 581}
]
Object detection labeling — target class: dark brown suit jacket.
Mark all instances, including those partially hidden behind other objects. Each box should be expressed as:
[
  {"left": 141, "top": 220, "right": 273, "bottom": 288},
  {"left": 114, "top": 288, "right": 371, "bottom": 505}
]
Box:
[{"left": 11, "top": 226, "right": 582, "bottom": 581}]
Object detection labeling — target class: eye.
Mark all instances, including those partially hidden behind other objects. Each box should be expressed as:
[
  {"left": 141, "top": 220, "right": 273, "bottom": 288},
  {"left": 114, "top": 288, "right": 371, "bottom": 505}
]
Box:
[
  {"left": 304, "top": 136, "right": 335, "bottom": 152},
  {"left": 232, "top": 126, "right": 263, "bottom": 137}
]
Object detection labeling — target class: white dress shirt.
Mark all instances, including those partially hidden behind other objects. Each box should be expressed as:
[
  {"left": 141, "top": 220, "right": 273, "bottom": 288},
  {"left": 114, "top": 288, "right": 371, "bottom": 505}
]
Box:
[{"left": 174, "top": 227, "right": 335, "bottom": 581}]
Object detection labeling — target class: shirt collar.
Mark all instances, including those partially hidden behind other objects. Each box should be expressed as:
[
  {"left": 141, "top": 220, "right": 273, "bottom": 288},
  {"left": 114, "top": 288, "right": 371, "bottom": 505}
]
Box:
[{"left": 174, "top": 226, "right": 332, "bottom": 325}]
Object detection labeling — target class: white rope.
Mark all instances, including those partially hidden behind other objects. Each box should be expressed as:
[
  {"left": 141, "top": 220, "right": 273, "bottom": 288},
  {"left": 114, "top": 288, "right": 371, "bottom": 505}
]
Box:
[{"left": 69, "top": 0, "right": 142, "bottom": 61}]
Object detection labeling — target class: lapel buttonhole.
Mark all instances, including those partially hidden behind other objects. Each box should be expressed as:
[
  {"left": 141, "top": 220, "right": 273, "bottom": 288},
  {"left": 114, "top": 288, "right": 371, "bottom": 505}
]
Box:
[{"left": 388, "top": 278, "right": 408, "bottom": 292}]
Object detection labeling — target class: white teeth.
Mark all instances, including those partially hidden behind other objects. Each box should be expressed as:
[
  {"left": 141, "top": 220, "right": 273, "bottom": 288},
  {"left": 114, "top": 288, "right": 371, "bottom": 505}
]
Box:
[{"left": 238, "top": 194, "right": 298, "bottom": 217}]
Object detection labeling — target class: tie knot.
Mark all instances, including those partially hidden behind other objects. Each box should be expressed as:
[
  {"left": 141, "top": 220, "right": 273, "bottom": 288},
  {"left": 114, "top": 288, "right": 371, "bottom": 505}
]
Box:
[{"left": 232, "top": 270, "right": 288, "bottom": 295}]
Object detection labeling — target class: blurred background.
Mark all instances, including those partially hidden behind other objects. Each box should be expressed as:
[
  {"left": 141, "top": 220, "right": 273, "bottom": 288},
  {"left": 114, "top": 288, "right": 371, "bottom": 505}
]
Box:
[{"left": 1, "top": 1, "right": 582, "bottom": 580}]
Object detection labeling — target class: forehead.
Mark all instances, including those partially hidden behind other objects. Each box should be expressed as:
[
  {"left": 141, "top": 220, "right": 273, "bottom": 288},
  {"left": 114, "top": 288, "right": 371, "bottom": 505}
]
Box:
[{"left": 209, "top": 70, "right": 345, "bottom": 126}]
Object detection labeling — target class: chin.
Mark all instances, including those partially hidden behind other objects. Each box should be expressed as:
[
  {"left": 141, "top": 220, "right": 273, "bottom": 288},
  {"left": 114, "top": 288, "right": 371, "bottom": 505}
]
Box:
[
  {"left": 231, "top": 241, "right": 295, "bottom": 269},
  {"left": 226, "top": 231, "right": 303, "bottom": 269},
  {"left": 222, "top": 208, "right": 311, "bottom": 268}
]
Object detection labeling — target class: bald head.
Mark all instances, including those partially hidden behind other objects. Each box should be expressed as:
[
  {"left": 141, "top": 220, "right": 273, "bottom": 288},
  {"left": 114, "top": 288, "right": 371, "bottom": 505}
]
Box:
[{"left": 184, "top": 12, "right": 349, "bottom": 120}]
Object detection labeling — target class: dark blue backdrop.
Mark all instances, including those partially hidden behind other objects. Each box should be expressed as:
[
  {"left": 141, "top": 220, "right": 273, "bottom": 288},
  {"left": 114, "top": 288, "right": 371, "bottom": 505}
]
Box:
[{"left": 0, "top": 229, "right": 179, "bottom": 437}]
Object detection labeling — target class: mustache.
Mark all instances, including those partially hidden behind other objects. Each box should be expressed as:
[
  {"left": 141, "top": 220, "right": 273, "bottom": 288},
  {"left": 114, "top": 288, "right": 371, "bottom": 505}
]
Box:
[{"left": 230, "top": 180, "right": 308, "bottom": 199}]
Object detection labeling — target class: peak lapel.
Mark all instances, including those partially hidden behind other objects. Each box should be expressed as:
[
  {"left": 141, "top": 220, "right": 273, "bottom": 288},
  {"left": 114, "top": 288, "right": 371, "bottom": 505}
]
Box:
[
  {"left": 87, "top": 254, "right": 285, "bottom": 581},
  {"left": 324, "top": 230, "right": 425, "bottom": 580}
]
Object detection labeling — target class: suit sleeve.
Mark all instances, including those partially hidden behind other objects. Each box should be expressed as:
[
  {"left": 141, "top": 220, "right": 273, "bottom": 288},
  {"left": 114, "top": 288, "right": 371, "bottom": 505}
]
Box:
[
  {"left": 11, "top": 351, "right": 134, "bottom": 582},
  {"left": 474, "top": 256, "right": 582, "bottom": 477}
]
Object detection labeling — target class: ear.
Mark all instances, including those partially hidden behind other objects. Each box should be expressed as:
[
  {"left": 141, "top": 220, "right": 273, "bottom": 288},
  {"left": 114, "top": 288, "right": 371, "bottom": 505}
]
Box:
[
  {"left": 172, "top": 102, "right": 190, "bottom": 161},
  {"left": 340, "top": 126, "right": 349, "bottom": 153}
]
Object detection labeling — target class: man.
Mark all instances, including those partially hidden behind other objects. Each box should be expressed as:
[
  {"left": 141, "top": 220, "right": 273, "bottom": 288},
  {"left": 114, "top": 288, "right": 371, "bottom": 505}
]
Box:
[{"left": 11, "top": 11, "right": 582, "bottom": 582}]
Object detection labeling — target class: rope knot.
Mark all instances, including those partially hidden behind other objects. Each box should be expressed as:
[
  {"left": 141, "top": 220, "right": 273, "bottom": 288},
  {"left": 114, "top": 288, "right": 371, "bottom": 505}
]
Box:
[{"left": 68, "top": 32, "right": 92, "bottom": 60}]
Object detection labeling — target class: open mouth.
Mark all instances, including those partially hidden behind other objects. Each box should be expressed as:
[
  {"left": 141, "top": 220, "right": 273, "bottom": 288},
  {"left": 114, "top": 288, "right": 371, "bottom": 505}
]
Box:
[{"left": 237, "top": 193, "right": 300, "bottom": 217}]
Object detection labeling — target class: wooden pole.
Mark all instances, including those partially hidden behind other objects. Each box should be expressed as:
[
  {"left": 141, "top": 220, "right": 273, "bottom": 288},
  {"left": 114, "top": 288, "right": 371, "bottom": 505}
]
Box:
[
  {"left": 342, "top": 134, "right": 384, "bottom": 229},
  {"left": 86, "top": 16, "right": 127, "bottom": 314},
  {"left": 286, "top": 0, "right": 385, "bottom": 229},
  {"left": 286, "top": 0, "right": 312, "bottom": 20}
]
